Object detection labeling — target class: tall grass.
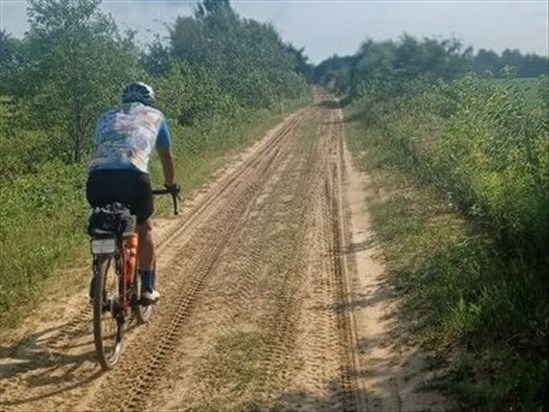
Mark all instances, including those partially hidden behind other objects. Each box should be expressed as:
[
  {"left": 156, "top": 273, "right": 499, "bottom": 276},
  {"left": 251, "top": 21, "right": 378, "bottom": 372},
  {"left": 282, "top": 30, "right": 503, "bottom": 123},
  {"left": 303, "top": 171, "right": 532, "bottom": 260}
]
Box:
[{"left": 345, "top": 75, "right": 548, "bottom": 410}]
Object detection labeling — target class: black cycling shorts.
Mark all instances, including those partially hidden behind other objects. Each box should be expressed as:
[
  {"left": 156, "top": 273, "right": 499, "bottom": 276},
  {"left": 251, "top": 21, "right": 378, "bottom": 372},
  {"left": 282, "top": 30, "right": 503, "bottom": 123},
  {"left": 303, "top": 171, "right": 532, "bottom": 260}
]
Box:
[{"left": 86, "top": 169, "right": 154, "bottom": 225}]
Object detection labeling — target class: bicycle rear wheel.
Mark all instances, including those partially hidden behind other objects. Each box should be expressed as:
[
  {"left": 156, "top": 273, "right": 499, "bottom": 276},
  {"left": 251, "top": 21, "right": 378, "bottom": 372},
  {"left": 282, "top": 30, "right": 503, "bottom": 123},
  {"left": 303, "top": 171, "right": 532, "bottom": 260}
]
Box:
[{"left": 92, "top": 253, "right": 123, "bottom": 370}]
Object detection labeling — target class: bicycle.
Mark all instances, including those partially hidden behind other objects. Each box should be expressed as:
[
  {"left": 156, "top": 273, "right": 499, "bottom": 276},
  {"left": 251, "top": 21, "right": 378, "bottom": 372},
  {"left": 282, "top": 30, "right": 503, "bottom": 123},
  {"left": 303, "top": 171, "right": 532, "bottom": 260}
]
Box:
[{"left": 88, "top": 188, "right": 179, "bottom": 370}]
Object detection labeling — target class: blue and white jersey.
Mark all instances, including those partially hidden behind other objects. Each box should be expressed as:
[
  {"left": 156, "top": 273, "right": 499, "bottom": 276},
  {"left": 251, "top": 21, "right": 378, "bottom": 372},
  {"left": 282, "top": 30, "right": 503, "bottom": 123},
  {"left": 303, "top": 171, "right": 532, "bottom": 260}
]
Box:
[{"left": 89, "top": 102, "right": 171, "bottom": 174}]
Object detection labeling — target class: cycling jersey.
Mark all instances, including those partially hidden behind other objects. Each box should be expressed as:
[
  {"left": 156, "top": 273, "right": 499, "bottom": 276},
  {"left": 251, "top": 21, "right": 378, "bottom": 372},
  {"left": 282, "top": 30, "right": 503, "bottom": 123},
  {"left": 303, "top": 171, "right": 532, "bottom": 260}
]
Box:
[{"left": 89, "top": 102, "right": 171, "bottom": 174}]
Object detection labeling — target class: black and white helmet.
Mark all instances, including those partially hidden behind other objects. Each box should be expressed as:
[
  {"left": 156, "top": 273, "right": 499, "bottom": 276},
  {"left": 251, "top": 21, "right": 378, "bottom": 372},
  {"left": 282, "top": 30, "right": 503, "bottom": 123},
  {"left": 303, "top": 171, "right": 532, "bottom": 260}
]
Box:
[{"left": 121, "top": 82, "right": 155, "bottom": 105}]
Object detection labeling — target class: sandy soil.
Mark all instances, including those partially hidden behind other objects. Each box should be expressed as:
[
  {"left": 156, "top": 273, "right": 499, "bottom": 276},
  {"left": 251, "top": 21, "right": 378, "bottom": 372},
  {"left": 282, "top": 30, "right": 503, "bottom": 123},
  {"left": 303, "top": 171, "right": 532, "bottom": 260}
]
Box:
[{"left": 0, "top": 91, "right": 445, "bottom": 412}]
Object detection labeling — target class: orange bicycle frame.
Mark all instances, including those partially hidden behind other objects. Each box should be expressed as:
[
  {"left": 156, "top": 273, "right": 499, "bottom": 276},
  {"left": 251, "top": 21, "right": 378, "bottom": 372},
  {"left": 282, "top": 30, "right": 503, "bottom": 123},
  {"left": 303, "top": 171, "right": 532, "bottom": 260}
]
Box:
[{"left": 120, "top": 232, "right": 139, "bottom": 312}]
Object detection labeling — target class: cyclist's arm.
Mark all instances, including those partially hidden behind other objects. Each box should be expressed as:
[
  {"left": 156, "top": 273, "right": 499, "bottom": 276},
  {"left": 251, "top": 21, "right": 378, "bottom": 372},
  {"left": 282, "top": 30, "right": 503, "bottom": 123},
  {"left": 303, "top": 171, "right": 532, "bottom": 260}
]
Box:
[
  {"left": 158, "top": 148, "right": 175, "bottom": 187},
  {"left": 156, "top": 120, "right": 175, "bottom": 187}
]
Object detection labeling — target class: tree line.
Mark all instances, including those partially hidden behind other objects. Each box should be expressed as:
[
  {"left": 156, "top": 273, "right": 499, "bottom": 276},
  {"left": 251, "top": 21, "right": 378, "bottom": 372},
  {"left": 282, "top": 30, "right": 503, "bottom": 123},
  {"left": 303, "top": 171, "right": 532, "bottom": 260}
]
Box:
[
  {"left": 314, "top": 35, "right": 548, "bottom": 97},
  {"left": 473, "top": 48, "right": 548, "bottom": 78}
]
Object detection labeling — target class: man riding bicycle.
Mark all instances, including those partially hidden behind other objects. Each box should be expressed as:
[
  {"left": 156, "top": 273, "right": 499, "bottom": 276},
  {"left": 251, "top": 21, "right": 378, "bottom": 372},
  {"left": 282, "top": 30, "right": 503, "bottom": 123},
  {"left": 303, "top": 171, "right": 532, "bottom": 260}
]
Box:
[{"left": 86, "top": 82, "right": 179, "bottom": 303}]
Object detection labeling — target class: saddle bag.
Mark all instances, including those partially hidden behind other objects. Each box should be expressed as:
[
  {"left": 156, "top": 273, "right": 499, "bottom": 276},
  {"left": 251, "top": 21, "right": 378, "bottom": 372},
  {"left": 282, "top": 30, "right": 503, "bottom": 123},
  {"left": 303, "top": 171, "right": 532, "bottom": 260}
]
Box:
[{"left": 88, "top": 202, "right": 136, "bottom": 237}]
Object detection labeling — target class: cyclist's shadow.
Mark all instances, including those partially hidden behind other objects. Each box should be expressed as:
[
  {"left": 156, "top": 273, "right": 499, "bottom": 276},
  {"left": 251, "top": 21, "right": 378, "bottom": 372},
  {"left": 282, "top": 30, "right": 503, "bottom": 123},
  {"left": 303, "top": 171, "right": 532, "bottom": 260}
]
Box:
[{"left": 0, "top": 314, "right": 137, "bottom": 406}]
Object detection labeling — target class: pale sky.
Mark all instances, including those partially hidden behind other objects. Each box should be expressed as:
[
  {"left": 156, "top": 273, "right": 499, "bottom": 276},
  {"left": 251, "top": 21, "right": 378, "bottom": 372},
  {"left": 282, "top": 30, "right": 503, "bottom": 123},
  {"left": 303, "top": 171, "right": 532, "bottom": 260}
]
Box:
[{"left": 1, "top": 0, "right": 548, "bottom": 63}]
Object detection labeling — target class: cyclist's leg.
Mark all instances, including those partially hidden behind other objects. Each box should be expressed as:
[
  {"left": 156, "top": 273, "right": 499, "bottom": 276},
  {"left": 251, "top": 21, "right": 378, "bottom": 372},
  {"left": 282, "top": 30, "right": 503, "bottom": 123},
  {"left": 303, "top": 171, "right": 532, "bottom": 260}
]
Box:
[
  {"left": 132, "top": 172, "right": 154, "bottom": 272},
  {"left": 137, "top": 219, "right": 154, "bottom": 271},
  {"left": 131, "top": 173, "right": 158, "bottom": 301},
  {"left": 137, "top": 223, "right": 159, "bottom": 301}
]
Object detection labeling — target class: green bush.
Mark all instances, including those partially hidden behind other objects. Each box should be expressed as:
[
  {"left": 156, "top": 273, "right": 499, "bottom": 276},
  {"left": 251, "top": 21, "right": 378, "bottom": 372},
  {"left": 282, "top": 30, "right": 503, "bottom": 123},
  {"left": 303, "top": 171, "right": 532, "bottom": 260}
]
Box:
[
  {"left": 0, "top": 161, "right": 88, "bottom": 318},
  {"left": 356, "top": 75, "right": 549, "bottom": 259}
]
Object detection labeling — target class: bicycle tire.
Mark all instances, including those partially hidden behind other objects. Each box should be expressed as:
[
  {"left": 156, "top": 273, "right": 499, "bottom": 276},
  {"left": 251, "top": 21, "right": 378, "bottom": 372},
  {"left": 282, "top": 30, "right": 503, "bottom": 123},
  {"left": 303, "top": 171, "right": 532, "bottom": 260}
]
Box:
[{"left": 93, "top": 253, "right": 123, "bottom": 370}]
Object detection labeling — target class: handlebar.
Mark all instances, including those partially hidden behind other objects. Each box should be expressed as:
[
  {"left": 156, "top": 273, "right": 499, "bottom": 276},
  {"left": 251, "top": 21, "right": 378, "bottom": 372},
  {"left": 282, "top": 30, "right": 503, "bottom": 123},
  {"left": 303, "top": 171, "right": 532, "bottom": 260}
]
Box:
[{"left": 152, "top": 188, "right": 180, "bottom": 215}]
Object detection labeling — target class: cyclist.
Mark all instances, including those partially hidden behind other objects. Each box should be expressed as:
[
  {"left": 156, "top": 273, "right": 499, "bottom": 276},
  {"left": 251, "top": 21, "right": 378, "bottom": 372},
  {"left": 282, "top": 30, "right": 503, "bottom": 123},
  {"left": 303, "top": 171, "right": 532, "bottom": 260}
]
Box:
[{"left": 86, "top": 82, "right": 179, "bottom": 303}]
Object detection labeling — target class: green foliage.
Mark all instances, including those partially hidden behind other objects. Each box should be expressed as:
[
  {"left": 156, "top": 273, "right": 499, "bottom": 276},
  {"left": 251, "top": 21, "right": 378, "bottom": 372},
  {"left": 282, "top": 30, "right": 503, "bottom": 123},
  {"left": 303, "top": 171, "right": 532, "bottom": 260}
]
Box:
[
  {"left": 0, "top": 160, "right": 88, "bottom": 320},
  {"left": 380, "top": 76, "right": 549, "bottom": 258},
  {"left": 2, "top": 0, "right": 141, "bottom": 163},
  {"left": 152, "top": 62, "right": 238, "bottom": 127},
  {"left": 345, "top": 74, "right": 548, "bottom": 410},
  {"left": 474, "top": 48, "right": 549, "bottom": 78},
  {"left": 333, "top": 37, "right": 548, "bottom": 409},
  {"left": 0, "top": 30, "right": 24, "bottom": 69},
  {"left": 166, "top": 2, "right": 308, "bottom": 109},
  {"left": 313, "top": 54, "right": 356, "bottom": 94},
  {"left": 315, "top": 36, "right": 473, "bottom": 98},
  {"left": 316, "top": 36, "right": 548, "bottom": 99}
]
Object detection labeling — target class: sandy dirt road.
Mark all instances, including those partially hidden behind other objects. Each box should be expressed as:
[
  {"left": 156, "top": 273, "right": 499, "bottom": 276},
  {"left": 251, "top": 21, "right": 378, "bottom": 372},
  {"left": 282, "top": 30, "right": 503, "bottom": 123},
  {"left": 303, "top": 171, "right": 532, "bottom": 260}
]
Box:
[{"left": 0, "top": 92, "right": 444, "bottom": 411}]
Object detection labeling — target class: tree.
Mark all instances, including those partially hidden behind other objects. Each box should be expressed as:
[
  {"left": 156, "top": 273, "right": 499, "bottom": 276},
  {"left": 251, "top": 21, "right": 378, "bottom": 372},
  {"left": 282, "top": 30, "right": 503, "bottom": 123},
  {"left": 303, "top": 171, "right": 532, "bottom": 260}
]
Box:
[
  {"left": 0, "top": 30, "right": 27, "bottom": 94},
  {"left": 474, "top": 49, "right": 500, "bottom": 76},
  {"left": 196, "top": 0, "right": 233, "bottom": 19},
  {"left": 167, "top": 0, "right": 307, "bottom": 111},
  {"left": 141, "top": 35, "right": 171, "bottom": 75},
  {"left": 0, "top": 30, "right": 21, "bottom": 68},
  {"left": 471, "top": 48, "right": 548, "bottom": 78},
  {"left": 285, "top": 44, "right": 313, "bottom": 83},
  {"left": 316, "top": 35, "right": 473, "bottom": 99},
  {"left": 13, "top": 0, "right": 140, "bottom": 162}
]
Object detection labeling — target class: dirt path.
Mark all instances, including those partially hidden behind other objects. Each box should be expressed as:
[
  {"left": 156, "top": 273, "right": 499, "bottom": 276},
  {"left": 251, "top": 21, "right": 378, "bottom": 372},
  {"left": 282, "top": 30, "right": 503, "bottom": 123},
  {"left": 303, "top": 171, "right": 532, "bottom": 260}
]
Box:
[{"left": 0, "top": 92, "right": 445, "bottom": 411}]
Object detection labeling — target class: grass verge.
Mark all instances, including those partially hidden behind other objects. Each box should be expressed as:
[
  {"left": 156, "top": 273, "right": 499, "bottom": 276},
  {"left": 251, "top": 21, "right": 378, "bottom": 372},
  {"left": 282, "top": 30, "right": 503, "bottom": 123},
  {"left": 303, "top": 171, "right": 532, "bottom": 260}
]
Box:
[{"left": 344, "top": 100, "right": 548, "bottom": 411}]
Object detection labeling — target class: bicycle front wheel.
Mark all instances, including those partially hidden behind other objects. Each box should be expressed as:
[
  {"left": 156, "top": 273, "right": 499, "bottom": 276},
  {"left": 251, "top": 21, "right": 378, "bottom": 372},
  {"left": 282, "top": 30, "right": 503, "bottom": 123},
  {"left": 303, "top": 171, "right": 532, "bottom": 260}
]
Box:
[{"left": 92, "top": 253, "right": 123, "bottom": 370}]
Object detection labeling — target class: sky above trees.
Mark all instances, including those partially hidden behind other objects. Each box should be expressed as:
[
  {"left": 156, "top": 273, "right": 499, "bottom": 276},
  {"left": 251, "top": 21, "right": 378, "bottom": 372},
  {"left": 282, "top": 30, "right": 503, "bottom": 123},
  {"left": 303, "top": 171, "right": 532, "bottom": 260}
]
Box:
[{"left": 1, "top": 0, "right": 548, "bottom": 63}]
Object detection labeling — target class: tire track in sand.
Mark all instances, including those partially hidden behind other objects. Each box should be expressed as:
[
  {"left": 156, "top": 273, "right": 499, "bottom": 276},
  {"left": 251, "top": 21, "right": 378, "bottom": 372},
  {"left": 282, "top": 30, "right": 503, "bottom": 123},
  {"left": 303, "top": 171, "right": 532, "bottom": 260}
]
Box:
[
  {"left": 251, "top": 97, "right": 367, "bottom": 411},
  {"left": 0, "top": 108, "right": 308, "bottom": 412}
]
